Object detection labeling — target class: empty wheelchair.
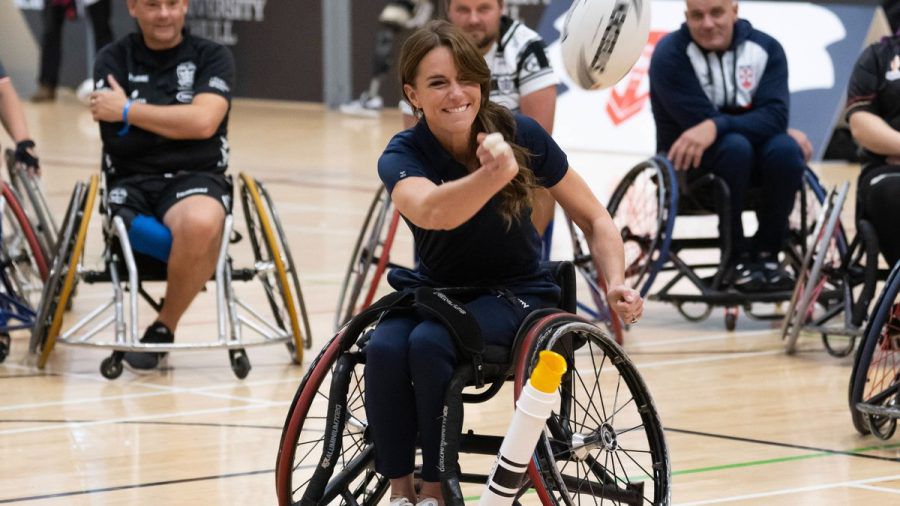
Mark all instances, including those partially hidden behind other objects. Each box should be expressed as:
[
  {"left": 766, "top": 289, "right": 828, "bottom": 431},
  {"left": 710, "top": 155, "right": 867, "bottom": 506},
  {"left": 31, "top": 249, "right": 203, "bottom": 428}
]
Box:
[
  {"left": 849, "top": 259, "right": 900, "bottom": 439},
  {"left": 335, "top": 186, "right": 626, "bottom": 345},
  {"left": 277, "top": 261, "right": 670, "bottom": 505},
  {"left": 781, "top": 182, "right": 887, "bottom": 356},
  {"left": 580, "top": 156, "right": 828, "bottom": 331},
  {"left": 28, "top": 172, "right": 312, "bottom": 379}
]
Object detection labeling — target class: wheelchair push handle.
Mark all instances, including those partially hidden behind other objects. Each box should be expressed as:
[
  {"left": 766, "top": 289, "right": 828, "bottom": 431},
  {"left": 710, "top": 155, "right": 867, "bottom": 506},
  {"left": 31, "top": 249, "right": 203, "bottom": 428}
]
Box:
[{"left": 480, "top": 351, "right": 566, "bottom": 505}]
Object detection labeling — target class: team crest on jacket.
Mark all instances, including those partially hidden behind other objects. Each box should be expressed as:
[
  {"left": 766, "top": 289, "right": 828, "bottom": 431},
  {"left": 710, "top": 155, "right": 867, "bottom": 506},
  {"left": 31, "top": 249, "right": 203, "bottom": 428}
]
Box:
[
  {"left": 886, "top": 55, "right": 900, "bottom": 81},
  {"left": 739, "top": 65, "right": 755, "bottom": 90},
  {"left": 176, "top": 62, "right": 196, "bottom": 89}
]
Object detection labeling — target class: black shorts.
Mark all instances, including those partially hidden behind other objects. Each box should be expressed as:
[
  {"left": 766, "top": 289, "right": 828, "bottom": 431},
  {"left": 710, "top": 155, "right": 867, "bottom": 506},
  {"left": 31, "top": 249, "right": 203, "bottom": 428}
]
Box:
[{"left": 107, "top": 172, "right": 233, "bottom": 222}]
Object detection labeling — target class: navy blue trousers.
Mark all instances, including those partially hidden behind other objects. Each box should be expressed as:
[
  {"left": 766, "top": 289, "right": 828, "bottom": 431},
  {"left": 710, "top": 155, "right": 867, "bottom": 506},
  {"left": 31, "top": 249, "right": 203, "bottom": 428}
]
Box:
[
  {"left": 695, "top": 132, "right": 806, "bottom": 257},
  {"left": 363, "top": 292, "right": 553, "bottom": 482}
]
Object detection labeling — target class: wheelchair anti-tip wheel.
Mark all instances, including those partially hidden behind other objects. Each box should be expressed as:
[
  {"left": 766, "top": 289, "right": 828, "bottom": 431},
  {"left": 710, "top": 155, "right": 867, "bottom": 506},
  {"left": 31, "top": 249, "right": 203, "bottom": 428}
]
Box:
[
  {"left": 567, "top": 217, "right": 624, "bottom": 344},
  {"left": 849, "top": 261, "right": 900, "bottom": 440},
  {"left": 29, "top": 175, "right": 98, "bottom": 368},
  {"left": 334, "top": 185, "right": 402, "bottom": 330},
  {"left": 240, "top": 173, "right": 310, "bottom": 364},
  {"left": 514, "top": 312, "right": 671, "bottom": 505},
  {"left": 275, "top": 327, "right": 380, "bottom": 505},
  {"left": 1, "top": 181, "right": 49, "bottom": 308},
  {"left": 606, "top": 156, "right": 676, "bottom": 297}
]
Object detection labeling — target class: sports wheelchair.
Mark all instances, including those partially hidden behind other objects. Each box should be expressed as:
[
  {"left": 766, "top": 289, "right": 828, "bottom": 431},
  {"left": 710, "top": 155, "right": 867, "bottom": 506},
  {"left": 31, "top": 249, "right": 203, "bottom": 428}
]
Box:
[
  {"left": 27, "top": 172, "right": 312, "bottom": 379},
  {"left": 848, "top": 259, "right": 900, "bottom": 439},
  {"left": 780, "top": 181, "right": 890, "bottom": 356},
  {"left": 334, "top": 186, "right": 626, "bottom": 344},
  {"left": 573, "top": 156, "right": 828, "bottom": 331},
  {"left": 277, "top": 261, "right": 670, "bottom": 505},
  {"left": 0, "top": 148, "right": 52, "bottom": 361}
]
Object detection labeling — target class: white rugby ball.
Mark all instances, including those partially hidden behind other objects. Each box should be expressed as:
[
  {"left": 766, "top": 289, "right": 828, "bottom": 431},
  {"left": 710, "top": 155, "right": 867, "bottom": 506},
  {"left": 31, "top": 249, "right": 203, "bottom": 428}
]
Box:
[{"left": 560, "top": 0, "right": 651, "bottom": 90}]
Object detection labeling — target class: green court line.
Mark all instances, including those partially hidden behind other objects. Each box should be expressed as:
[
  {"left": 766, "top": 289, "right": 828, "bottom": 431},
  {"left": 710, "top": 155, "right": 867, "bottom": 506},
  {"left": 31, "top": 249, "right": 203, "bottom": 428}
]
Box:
[{"left": 461, "top": 441, "right": 900, "bottom": 501}]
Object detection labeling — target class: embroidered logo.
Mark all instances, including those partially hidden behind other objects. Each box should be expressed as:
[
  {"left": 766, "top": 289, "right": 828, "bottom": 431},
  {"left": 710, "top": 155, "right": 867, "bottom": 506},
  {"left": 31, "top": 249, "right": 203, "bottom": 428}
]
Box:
[
  {"left": 739, "top": 65, "right": 755, "bottom": 90},
  {"left": 886, "top": 55, "right": 900, "bottom": 81},
  {"left": 109, "top": 187, "right": 128, "bottom": 205},
  {"left": 176, "top": 61, "right": 196, "bottom": 89}
]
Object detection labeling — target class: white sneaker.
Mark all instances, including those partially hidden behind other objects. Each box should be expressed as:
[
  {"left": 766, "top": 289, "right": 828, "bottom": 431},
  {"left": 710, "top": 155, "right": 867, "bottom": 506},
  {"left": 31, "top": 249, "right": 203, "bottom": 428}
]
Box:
[
  {"left": 338, "top": 93, "right": 383, "bottom": 118},
  {"left": 416, "top": 498, "right": 439, "bottom": 506},
  {"left": 389, "top": 498, "right": 415, "bottom": 506}
]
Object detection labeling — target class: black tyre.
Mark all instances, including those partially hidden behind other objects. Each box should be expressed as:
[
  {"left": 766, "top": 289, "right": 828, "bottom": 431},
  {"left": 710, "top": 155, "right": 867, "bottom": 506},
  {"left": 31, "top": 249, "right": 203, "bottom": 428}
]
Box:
[
  {"left": 606, "top": 157, "right": 676, "bottom": 297},
  {"left": 849, "top": 261, "right": 900, "bottom": 437},
  {"left": 276, "top": 324, "right": 386, "bottom": 506},
  {"left": 100, "top": 355, "right": 123, "bottom": 380}
]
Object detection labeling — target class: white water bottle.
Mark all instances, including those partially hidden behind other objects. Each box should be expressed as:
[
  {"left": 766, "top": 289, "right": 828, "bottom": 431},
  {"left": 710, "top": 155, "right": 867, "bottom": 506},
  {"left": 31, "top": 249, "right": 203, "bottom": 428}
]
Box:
[{"left": 479, "top": 350, "right": 567, "bottom": 505}]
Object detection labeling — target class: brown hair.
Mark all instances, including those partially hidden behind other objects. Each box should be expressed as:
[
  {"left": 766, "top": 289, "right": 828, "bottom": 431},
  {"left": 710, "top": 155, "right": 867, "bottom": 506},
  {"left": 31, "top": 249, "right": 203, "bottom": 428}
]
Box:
[{"left": 398, "top": 20, "right": 540, "bottom": 227}]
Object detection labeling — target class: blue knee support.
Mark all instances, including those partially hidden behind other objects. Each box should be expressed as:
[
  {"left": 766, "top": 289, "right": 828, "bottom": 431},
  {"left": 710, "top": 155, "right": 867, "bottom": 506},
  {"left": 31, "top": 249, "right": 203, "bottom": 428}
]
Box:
[{"left": 128, "top": 214, "right": 172, "bottom": 263}]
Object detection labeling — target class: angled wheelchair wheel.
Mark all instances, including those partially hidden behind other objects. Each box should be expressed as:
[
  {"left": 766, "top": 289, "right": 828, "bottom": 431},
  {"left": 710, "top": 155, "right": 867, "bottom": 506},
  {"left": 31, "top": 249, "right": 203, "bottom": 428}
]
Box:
[
  {"left": 606, "top": 156, "right": 676, "bottom": 297},
  {"left": 1, "top": 182, "right": 48, "bottom": 308},
  {"left": 786, "top": 168, "right": 847, "bottom": 272},
  {"left": 4, "top": 149, "right": 58, "bottom": 260},
  {"left": 240, "top": 173, "right": 309, "bottom": 363},
  {"left": 567, "top": 217, "right": 624, "bottom": 344},
  {"left": 334, "top": 185, "right": 402, "bottom": 330},
  {"left": 31, "top": 175, "right": 98, "bottom": 368},
  {"left": 849, "top": 262, "right": 900, "bottom": 439},
  {"left": 782, "top": 184, "right": 849, "bottom": 355},
  {"left": 276, "top": 323, "right": 384, "bottom": 506},
  {"left": 514, "top": 312, "right": 670, "bottom": 505}
]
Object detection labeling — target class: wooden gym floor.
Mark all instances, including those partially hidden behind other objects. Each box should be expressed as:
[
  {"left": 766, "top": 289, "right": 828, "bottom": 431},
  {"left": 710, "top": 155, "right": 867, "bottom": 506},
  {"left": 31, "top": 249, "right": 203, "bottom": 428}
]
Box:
[{"left": 0, "top": 92, "right": 897, "bottom": 505}]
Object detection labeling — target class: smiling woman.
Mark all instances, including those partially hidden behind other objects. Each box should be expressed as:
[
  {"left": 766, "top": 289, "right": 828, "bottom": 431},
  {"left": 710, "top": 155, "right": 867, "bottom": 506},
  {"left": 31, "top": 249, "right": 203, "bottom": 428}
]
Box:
[{"left": 365, "top": 19, "right": 644, "bottom": 505}]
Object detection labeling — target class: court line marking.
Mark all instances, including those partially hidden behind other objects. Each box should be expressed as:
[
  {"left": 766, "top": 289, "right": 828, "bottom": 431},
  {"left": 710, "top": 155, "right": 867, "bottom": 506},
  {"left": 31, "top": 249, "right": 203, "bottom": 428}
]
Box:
[
  {"left": 677, "top": 473, "right": 900, "bottom": 505},
  {"left": 850, "top": 483, "right": 900, "bottom": 495},
  {"left": 0, "top": 400, "right": 289, "bottom": 436}
]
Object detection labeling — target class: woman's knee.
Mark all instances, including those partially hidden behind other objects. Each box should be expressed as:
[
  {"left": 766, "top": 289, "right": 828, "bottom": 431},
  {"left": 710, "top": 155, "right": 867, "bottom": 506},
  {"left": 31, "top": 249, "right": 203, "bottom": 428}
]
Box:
[
  {"left": 407, "top": 321, "right": 457, "bottom": 371},
  {"left": 365, "top": 320, "right": 414, "bottom": 373}
]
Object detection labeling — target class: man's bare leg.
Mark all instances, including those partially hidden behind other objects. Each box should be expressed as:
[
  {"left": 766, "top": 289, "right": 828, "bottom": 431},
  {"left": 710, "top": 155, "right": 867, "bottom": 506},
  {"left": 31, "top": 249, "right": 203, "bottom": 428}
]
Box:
[{"left": 157, "top": 195, "right": 225, "bottom": 330}]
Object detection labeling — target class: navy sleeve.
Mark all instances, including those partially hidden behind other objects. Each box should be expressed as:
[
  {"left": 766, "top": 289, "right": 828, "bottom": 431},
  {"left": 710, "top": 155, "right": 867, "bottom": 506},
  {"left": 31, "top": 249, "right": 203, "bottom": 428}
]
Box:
[
  {"left": 714, "top": 35, "right": 789, "bottom": 144},
  {"left": 648, "top": 34, "right": 721, "bottom": 132},
  {"left": 378, "top": 132, "right": 430, "bottom": 194},
  {"left": 514, "top": 114, "right": 568, "bottom": 187},
  {"left": 845, "top": 44, "right": 880, "bottom": 121},
  {"left": 194, "top": 44, "right": 234, "bottom": 101}
]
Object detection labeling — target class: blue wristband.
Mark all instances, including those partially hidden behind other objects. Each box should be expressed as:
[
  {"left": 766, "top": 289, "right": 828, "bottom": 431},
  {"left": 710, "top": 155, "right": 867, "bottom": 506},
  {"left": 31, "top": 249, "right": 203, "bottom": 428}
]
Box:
[{"left": 117, "top": 99, "right": 133, "bottom": 137}]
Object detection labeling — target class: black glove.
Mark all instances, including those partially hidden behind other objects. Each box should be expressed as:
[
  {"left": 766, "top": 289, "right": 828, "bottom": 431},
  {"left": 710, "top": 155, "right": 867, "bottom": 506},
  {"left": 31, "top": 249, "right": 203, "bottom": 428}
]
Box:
[{"left": 15, "top": 140, "right": 39, "bottom": 172}]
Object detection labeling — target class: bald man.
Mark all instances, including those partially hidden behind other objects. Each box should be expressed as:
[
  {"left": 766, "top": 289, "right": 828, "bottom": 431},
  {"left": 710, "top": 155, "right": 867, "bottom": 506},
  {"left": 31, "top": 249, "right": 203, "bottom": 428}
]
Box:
[{"left": 649, "top": 0, "right": 811, "bottom": 293}]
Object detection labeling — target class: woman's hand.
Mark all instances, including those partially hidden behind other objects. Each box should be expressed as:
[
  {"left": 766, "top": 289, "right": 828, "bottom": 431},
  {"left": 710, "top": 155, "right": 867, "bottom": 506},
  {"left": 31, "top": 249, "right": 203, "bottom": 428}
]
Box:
[
  {"left": 607, "top": 284, "right": 644, "bottom": 325},
  {"left": 476, "top": 132, "right": 517, "bottom": 183}
]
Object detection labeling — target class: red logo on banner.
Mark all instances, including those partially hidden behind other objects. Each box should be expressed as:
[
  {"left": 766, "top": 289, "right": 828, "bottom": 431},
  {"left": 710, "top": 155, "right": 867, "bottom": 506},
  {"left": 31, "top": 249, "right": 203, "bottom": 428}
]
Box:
[{"left": 606, "top": 31, "right": 666, "bottom": 125}]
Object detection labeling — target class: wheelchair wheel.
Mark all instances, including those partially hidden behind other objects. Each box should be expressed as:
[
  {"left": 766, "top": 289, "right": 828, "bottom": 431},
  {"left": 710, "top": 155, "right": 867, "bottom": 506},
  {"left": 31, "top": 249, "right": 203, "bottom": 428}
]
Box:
[
  {"left": 334, "top": 186, "right": 401, "bottom": 330},
  {"left": 0, "top": 333, "right": 9, "bottom": 363},
  {"left": 4, "top": 149, "right": 58, "bottom": 260},
  {"left": 606, "top": 156, "right": 676, "bottom": 297},
  {"left": 567, "top": 217, "right": 624, "bottom": 344},
  {"left": 849, "top": 262, "right": 900, "bottom": 439},
  {"left": 786, "top": 169, "right": 847, "bottom": 272},
  {"left": 1, "top": 182, "right": 48, "bottom": 308},
  {"left": 276, "top": 327, "right": 385, "bottom": 505},
  {"left": 30, "top": 176, "right": 98, "bottom": 368},
  {"left": 514, "top": 312, "right": 670, "bottom": 505},
  {"left": 240, "top": 173, "right": 308, "bottom": 364},
  {"left": 783, "top": 184, "right": 849, "bottom": 354}
]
